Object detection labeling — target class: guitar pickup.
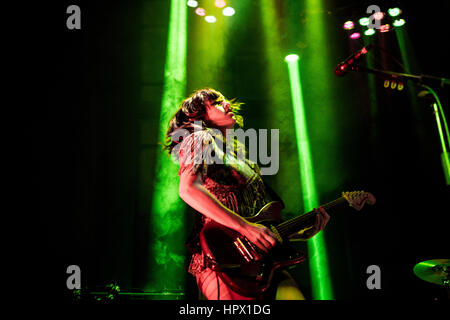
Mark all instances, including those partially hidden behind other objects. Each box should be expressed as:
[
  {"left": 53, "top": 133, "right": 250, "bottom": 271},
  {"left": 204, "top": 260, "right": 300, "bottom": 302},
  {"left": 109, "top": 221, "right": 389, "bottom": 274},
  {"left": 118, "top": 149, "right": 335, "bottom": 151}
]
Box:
[
  {"left": 242, "top": 237, "right": 264, "bottom": 261},
  {"left": 233, "top": 238, "right": 252, "bottom": 262},
  {"left": 233, "top": 237, "right": 265, "bottom": 262}
]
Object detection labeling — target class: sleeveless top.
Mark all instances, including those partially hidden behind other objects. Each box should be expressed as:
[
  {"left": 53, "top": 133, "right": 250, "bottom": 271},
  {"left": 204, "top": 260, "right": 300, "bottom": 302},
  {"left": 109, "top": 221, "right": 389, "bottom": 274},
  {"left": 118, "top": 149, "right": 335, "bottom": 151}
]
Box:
[{"left": 176, "top": 128, "right": 273, "bottom": 276}]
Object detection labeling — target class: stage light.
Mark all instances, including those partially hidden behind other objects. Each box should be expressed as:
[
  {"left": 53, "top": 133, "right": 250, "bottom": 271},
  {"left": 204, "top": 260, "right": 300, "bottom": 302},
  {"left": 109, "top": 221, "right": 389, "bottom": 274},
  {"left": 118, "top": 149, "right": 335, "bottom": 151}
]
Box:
[
  {"left": 214, "top": 0, "right": 226, "bottom": 9},
  {"left": 150, "top": 0, "right": 187, "bottom": 294},
  {"left": 393, "top": 19, "right": 405, "bottom": 27},
  {"left": 285, "top": 50, "right": 334, "bottom": 300},
  {"left": 195, "top": 7, "right": 206, "bottom": 16},
  {"left": 379, "top": 24, "right": 390, "bottom": 33},
  {"left": 364, "top": 28, "right": 376, "bottom": 36},
  {"left": 374, "top": 11, "right": 385, "bottom": 20},
  {"left": 343, "top": 20, "right": 355, "bottom": 30},
  {"left": 187, "top": 0, "right": 198, "bottom": 8},
  {"left": 205, "top": 15, "right": 217, "bottom": 23},
  {"left": 222, "top": 7, "right": 235, "bottom": 16},
  {"left": 285, "top": 54, "right": 299, "bottom": 62},
  {"left": 350, "top": 32, "right": 361, "bottom": 39},
  {"left": 359, "top": 17, "right": 370, "bottom": 26},
  {"left": 388, "top": 8, "right": 401, "bottom": 17}
]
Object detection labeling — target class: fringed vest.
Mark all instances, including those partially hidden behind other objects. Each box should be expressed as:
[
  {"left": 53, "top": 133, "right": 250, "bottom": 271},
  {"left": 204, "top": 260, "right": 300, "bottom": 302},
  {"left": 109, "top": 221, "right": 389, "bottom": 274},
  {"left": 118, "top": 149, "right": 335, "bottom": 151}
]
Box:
[{"left": 177, "top": 128, "right": 273, "bottom": 275}]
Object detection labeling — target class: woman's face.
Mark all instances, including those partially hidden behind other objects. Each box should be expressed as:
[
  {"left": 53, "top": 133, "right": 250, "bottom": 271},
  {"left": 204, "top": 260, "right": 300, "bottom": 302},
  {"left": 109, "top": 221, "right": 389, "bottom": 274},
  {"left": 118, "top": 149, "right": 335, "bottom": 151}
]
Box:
[{"left": 204, "top": 98, "right": 236, "bottom": 130}]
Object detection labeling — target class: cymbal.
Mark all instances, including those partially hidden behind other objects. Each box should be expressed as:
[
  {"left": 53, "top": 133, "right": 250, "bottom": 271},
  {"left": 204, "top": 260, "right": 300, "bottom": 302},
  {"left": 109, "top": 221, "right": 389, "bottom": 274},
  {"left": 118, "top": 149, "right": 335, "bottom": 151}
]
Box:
[{"left": 413, "top": 259, "right": 450, "bottom": 286}]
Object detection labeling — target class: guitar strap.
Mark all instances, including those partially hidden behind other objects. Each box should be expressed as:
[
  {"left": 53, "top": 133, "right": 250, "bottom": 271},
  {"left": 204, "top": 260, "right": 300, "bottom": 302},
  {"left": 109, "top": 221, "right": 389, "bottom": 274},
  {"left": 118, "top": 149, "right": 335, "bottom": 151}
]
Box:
[
  {"left": 263, "top": 180, "right": 285, "bottom": 209},
  {"left": 204, "top": 253, "right": 220, "bottom": 271}
]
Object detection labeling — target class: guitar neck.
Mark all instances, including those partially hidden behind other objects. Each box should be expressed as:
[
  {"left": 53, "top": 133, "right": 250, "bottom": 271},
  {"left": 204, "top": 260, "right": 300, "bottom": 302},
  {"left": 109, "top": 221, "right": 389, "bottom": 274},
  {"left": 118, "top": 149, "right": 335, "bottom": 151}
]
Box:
[{"left": 276, "top": 197, "right": 348, "bottom": 238}]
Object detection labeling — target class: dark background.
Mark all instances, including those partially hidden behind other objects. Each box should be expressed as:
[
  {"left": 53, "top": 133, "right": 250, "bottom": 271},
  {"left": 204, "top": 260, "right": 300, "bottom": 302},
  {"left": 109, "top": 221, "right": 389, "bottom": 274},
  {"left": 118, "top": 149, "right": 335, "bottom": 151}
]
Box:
[{"left": 31, "top": 0, "right": 449, "bottom": 303}]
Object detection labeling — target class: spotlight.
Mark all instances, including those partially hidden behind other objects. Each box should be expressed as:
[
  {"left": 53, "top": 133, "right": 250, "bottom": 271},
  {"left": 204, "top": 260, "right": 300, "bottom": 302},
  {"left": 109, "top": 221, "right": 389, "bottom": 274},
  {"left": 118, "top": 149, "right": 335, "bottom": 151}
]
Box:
[
  {"left": 349, "top": 32, "right": 361, "bottom": 39},
  {"left": 388, "top": 8, "right": 402, "bottom": 17},
  {"left": 187, "top": 0, "right": 198, "bottom": 8},
  {"left": 393, "top": 19, "right": 405, "bottom": 27},
  {"left": 285, "top": 54, "right": 299, "bottom": 62},
  {"left": 364, "top": 28, "right": 376, "bottom": 36},
  {"left": 343, "top": 21, "right": 355, "bottom": 30},
  {"left": 359, "top": 17, "right": 370, "bottom": 26},
  {"left": 222, "top": 7, "right": 235, "bottom": 16},
  {"left": 214, "top": 0, "right": 226, "bottom": 9},
  {"left": 379, "top": 24, "right": 390, "bottom": 33},
  {"left": 205, "top": 15, "right": 217, "bottom": 23},
  {"left": 195, "top": 7, "right": 206, "bottom": 16},
  {"left": 373, "top": 12, "right": 385, "bottom": 20}
]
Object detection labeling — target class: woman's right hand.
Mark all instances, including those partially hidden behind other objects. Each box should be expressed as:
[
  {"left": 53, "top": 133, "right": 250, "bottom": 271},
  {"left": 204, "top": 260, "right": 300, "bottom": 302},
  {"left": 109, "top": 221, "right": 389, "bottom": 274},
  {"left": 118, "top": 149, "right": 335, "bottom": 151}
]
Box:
[
  {"left": 240, "top": 221, "right": 278, "bottom": 253},
  {"left": 179, "top": 171, "right": 278, "bottom": 253}
]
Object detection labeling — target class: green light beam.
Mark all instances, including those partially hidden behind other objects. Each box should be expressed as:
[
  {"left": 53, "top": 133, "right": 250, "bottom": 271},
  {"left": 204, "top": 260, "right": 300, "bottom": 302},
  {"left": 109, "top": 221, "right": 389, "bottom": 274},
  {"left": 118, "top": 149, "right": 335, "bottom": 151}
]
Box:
[
  {"left": 285, "top": 57, "right": 334, "bottom": 300},
  {"left": 433, "top": 103, "right": 450, "bottom": 184},
  {"left": 188, "top": 0, "right": 233, "bottom": 89},
  {"left": 148, "top": 0, "right": 187, "bottom": 293},
  {"left": 259, "top": 0, "right": 304, "bottom": 223}
]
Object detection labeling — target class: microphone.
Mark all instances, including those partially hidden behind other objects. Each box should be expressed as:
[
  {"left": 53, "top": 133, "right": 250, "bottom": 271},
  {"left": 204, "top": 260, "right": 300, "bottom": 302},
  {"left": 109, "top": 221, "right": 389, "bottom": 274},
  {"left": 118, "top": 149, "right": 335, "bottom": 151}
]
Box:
[{"left": 334, "top": 44, "right": 373, "bottom": 77}]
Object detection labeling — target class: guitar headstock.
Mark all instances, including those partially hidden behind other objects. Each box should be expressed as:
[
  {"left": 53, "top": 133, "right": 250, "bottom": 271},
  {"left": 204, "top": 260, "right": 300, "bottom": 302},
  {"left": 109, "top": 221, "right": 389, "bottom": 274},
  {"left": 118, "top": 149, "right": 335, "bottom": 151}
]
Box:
[{"left": 342, "top": 191, "right": 376, "bottom": 211}]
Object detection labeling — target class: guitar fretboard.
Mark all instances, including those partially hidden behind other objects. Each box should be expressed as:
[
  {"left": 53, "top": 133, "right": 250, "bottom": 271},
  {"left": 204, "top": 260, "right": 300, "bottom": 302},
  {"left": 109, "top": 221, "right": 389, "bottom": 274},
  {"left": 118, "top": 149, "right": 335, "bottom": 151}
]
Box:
[{"left": 275, "top": 197, "right": 348, "bottom": 238}]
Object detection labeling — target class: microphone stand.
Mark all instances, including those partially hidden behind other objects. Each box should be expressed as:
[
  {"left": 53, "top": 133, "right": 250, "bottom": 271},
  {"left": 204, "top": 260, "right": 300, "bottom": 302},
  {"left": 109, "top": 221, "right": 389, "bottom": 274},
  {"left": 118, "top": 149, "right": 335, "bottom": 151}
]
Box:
[
  {"left": 352, "top": 64, "right": 450, "bottom": 88},
  {"left": 350, "top": 64, "right": 450, "bottom": 186}
]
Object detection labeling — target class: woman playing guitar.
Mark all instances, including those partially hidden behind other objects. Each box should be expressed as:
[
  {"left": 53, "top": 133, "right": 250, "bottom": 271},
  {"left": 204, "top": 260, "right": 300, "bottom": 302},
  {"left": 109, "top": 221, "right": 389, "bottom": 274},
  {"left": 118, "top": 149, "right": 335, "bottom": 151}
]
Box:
[{"left": 164, "top": 88, "right": 372, "bottom": 300}]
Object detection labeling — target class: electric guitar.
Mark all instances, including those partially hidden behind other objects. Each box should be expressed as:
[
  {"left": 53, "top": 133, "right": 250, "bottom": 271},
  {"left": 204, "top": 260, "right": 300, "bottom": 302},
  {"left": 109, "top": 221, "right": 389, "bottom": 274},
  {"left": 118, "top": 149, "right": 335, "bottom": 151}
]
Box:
[{"left": 199, "top": 191, "right": 376, "bottom": 297}]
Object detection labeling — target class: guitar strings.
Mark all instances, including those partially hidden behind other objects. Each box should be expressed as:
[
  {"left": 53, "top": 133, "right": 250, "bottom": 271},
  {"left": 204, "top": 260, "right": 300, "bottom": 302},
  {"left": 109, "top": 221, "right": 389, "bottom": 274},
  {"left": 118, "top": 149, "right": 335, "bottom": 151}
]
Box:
[
  {"left": 276, "top": 197, "right": 347, "bottom": 236},
  {"left": 276, "top": 197, "right": 347, "bottom": 235},
  {"left": 272, "top": 192, "right": 361, "bottom": 236},
  {"left": 276, "top": 197, "right": 345, "bottom": 232}
]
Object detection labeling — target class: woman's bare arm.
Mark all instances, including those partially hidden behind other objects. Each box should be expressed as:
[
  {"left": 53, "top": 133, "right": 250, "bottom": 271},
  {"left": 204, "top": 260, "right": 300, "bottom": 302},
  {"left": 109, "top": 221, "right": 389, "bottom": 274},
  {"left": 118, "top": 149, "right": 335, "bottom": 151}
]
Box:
[{"left": 179, "top": 171, "right": 277, "bottom": 252}]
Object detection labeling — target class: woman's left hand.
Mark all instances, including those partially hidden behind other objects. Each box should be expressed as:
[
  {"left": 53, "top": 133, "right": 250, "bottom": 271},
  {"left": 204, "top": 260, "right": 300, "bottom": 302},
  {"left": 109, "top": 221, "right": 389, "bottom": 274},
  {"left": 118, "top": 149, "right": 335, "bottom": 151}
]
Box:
[
  {"left": 288, "top": 206, "right": 330, "bottom": 241},
  {"left": 299, "top": 206, "right": 330, "bottom": 240}
]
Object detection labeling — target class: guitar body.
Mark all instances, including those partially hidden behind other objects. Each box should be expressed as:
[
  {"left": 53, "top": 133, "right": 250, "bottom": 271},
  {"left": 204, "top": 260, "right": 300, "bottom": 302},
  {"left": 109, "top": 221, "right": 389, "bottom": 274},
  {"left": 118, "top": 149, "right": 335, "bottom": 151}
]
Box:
[
  {"left": 198, "top": 190, "right": 375, "bottom": 298},
  {"left": 199, "top": 202, "right": 306, "bottom": 297}
]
